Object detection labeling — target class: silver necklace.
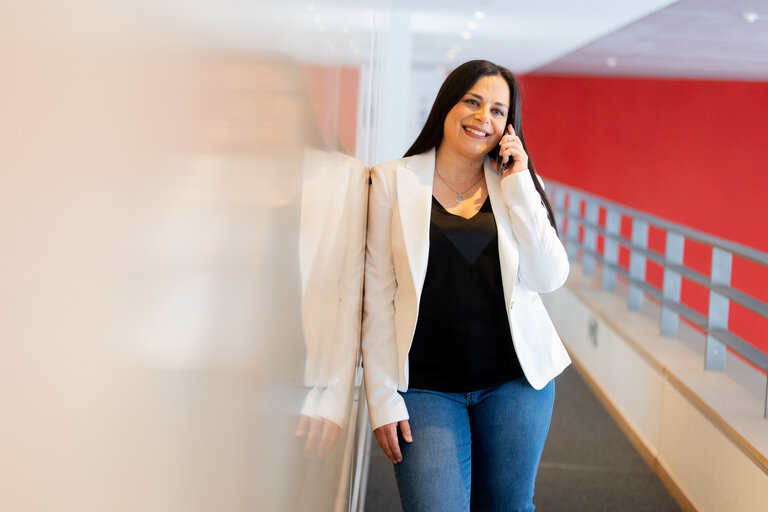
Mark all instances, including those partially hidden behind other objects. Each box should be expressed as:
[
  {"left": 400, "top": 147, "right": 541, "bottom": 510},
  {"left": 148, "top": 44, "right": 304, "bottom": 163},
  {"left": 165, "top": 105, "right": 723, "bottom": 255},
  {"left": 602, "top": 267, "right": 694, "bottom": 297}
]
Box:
[{"left": 435, "top": 168, "right": 484, "bottom": 203}]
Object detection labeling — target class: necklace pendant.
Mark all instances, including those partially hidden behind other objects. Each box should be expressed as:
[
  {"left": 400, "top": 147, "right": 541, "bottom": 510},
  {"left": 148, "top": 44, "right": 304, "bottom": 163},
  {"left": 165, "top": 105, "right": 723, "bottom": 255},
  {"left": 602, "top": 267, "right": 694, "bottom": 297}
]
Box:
[{"left": 456, "top": 193, "right": 463, "bottom": 203}]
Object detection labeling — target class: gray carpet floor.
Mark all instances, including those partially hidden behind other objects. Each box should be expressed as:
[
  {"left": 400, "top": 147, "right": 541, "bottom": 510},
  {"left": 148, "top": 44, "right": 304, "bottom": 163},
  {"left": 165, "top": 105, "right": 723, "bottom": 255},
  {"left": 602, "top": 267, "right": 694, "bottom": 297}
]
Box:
[{"left": 364, "top": 365, "right": 680, "bottom": 511}]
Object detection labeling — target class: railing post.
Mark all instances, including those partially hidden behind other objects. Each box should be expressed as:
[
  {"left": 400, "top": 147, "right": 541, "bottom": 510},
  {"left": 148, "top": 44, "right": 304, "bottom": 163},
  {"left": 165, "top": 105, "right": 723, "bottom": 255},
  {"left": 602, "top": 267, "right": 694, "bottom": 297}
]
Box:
[
  {"left": 603, "top": 209, "right": 620, "bottom": 291},
  {"left": 706, "top": 247, "right": 732, "bottom": 371},
  {"left": 764, "top": 379, "right": 768, "bottom": 420},
  {"left": 661, "top": 232, "right": 685, "bottom": 336},
  {"left": 566, "top": 192, "right": 581, "bottom": 261},
  {"left": 628, "top": 219, "right": 648, "bottom": 311},
  {"left": 545, "top": 180, "right": 768, "bottom": 419},
  {"left": 553, "top": 186, "right": 566, "bottom": 236},
  {"left": 583, "top": 200, "right": 599, "bottom": 275}
]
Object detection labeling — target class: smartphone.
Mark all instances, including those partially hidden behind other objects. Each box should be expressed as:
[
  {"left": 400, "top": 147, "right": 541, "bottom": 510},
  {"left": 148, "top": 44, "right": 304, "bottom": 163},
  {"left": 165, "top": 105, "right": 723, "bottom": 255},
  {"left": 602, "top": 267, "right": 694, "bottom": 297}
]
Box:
[{"left": 486, "top": 122, "right": 511, "bottom": 168}]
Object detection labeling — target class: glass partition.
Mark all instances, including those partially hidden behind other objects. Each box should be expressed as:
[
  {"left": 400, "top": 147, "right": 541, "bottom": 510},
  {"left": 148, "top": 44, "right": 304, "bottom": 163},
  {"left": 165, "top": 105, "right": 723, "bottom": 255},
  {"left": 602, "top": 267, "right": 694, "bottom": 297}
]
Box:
[{"left": 0, "top": 1, "right": 378, "bottom": 510}]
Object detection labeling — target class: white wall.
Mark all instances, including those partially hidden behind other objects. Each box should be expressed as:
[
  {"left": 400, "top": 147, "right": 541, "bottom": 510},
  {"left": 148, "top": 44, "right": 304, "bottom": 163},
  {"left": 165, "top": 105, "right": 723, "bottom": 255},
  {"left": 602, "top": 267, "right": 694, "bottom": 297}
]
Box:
[{"left": 544, "top": 268, "right": 768, "bottom": 511}]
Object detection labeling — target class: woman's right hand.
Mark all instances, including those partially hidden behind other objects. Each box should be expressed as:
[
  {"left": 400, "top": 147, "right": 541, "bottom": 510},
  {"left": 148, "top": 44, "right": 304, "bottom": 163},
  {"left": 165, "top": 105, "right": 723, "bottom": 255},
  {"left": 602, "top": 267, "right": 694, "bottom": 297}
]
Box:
[{"left": 373, "top": 420, "right": 412, "bottom": 463}]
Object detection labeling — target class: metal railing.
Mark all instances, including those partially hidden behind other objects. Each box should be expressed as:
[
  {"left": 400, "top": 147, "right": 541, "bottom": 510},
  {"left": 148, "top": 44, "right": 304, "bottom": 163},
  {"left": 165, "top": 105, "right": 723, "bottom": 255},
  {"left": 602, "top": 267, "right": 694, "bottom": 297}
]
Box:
[{"left": 548, "top": 180, "right": 768, "bottom": 419}]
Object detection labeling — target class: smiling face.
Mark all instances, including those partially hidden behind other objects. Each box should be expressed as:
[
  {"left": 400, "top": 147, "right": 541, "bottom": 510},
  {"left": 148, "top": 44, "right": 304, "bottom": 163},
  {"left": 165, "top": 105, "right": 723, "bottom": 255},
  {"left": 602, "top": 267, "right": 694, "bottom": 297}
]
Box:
[{"left": 441, "top": 74, "right": 510, "bottom": 160}]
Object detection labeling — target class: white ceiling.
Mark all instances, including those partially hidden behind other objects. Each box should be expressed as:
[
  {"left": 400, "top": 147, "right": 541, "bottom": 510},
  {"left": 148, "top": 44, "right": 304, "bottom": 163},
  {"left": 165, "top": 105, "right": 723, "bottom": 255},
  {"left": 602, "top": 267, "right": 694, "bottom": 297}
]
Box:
[
  {"left": 537, "top": 0, "right": 768, "bottom": 80},
  {"left": 404, "top": 0, "right": 768, "bottom": 80},
  {"left": 406, "top": 0, "right": 679, "bottom": 73},
  {"left": 113, "top": 0, "right": 768, "bottom": 81}
]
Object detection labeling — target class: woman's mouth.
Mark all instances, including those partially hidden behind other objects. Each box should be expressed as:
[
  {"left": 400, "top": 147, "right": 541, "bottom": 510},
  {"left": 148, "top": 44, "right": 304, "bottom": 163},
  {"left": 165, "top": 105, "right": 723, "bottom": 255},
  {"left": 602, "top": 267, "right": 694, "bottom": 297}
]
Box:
[{"left": 463, "top": 126, "right": 489, "bottom": 139}]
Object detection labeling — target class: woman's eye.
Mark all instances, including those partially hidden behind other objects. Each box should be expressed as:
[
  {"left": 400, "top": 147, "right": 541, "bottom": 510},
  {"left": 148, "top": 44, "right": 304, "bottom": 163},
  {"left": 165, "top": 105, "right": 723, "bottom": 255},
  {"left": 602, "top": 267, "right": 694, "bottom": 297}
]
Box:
[
  {"left": 493, "top": 109, "right": 505, "bottom": 116},
  {"left": 464, "top": 99, "right": 479, "bottom": 106}
]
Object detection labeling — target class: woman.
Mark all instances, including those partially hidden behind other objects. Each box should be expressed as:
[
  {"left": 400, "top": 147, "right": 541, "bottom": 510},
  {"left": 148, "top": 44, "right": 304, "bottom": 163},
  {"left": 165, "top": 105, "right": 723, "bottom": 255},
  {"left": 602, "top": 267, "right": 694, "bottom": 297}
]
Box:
[{"left": 362, "top": 60, "right": 570, "bottom": 511}]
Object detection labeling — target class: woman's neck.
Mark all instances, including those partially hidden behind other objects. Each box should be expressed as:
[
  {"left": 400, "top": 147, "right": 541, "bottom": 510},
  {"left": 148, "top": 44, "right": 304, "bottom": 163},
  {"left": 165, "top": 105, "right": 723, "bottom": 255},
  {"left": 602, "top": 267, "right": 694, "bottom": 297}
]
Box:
[{"left": 435, "top": 145, "right": 485, "bottom": 185}]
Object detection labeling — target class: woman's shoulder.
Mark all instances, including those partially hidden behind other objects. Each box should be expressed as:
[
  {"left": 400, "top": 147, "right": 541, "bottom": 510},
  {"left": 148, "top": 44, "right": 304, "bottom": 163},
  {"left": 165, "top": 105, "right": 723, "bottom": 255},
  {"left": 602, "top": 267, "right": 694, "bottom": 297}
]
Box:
[
  {"left": 372, "top": 155, "right": 411, "bottom": 174},
  {"left": 372, "top": 150, "right": 434, "bottom": 176}
]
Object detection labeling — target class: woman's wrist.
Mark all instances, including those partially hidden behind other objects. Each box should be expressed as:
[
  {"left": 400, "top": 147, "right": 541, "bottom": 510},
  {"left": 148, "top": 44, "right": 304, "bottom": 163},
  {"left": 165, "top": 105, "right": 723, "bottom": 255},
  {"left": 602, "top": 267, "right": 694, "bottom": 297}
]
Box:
[{"left": 500, "top": 167, "right": 526, "bottom": 180}]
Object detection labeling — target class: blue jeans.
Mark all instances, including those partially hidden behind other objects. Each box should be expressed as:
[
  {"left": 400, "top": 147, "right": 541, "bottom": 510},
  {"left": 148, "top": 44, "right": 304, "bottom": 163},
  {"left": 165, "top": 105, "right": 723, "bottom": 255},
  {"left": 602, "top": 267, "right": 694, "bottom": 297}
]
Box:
[{"left": 393, "top": 377, "right": 554, "bottom": 512}]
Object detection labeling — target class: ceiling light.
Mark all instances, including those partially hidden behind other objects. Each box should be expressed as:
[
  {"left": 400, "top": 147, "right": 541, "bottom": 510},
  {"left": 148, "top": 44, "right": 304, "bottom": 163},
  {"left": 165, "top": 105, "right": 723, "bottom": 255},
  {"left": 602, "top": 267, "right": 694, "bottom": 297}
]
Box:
[
  {"left": 467, "top": 21, "right": 478, "bottom": 30},
  {"left": 605, "top": 57, "right": 617, "bottom": 68},
  {"left": 461, "top": 31, "right": 472, "bottom": 40},
  {"left": 307, "top": 3, "right": 314, "bottom": 11},
  {"left": 743, "top": 12, "right": 759, "bottom": 23},
  {"left": 445, "top": 45, "right": 461, "bottom": 61},
  {"left": 474, "top": 11, "right": 486, "bottom": 20}
]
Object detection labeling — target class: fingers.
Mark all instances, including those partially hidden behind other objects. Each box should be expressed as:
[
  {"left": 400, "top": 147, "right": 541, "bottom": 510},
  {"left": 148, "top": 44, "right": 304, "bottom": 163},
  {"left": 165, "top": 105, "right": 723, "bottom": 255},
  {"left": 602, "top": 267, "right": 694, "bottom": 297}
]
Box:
[
  {"left": 386, "top": 424, "right": 402, "bottom": 462},
  {"left": 504, "top": 146, "right": 524, "bottom": 163},
  {"left": 303, "top": 416, "right": 322, "bottom": 457},
  {"left": 499, "top": 144, "right": 522, "bottom": 165},
  {"left": 499, "top": 134, "right": 522, "bottom": 154},
  {"left": 317, "top": 420, "right": 342, "bottom": 457},
  {"left": 299, "top": 417, "right": 342, "bottom": 458},
  {"left": 374, "top": 423, "right": 403, "bottom": 463},
  {"left": 374, "top": 426, "right": 395, "bottom": 462},
  {"left": 374, "top": 420, "right": 414, "bottom": 464},
  {"left": 399, "top": 420, "right": 413, "bottom": 443},
  {"left": 500, "top": 123, "right": 516, "bottom": 144},
  {"left": 295, "top": 415, "right": 309, "bottom": 436},
  {"left": 498, "top": 124, "right": 527, "bottom": 170}
]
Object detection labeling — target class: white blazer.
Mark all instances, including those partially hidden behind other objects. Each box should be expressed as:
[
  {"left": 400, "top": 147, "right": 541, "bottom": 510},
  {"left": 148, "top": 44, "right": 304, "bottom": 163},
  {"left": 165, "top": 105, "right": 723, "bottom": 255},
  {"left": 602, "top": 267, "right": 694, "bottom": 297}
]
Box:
[
  {"left": 362, "top": 149, "right": 571, "bottom": 430},
  {"left": 299, "top": 150, "right": 369, "bottom": 428}
]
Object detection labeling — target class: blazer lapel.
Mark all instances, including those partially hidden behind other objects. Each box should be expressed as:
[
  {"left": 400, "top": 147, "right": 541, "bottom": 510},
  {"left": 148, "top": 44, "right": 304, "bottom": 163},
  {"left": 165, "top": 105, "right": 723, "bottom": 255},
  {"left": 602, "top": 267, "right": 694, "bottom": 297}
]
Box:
[
  {"left": 484, "top": 157, "right": 519, "bottom": 308},
  {"left": 396, "top": 150, "right": 435, "bottom": 299}
]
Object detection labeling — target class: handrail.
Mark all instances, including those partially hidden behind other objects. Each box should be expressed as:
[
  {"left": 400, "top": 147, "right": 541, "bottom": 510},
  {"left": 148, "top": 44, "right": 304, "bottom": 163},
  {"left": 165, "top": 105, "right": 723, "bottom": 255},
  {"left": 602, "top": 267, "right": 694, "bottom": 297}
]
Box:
[
  {"left": 564, "top": 213, "right": 767, "bottom": 320},
  {"left": 549, "top": 180, "right": 768, "bottom": 418},
  {"left": 556, "top": 185, "right": 768, "bottom": 268}
]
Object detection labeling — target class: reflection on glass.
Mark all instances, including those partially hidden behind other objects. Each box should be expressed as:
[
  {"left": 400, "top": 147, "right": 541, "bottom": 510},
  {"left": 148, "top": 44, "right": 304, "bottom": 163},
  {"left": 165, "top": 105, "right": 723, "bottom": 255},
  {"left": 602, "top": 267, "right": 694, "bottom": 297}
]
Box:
[
  {"left": 0, "top": 0, "right": 372, "bottom": 509},
  {"left": 136, "top": 56, "right": 369, "bottom": 511},
  {"left": 298, "top": 147, "right": 368, "bottom": 458}
]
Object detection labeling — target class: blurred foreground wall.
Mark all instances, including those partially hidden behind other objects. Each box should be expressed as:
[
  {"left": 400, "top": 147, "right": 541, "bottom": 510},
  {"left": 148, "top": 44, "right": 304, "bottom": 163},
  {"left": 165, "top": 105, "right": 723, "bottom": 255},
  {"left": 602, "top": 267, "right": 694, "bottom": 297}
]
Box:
[{"left": 0, "top": 1, "right": 393, "bottom": 510}]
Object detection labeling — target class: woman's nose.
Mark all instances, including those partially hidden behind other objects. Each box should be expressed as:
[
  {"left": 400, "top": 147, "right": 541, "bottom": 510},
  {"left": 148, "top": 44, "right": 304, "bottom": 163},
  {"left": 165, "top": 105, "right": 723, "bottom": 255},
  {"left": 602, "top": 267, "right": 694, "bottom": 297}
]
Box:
[{"left": 474, "top": 106, "right": 491, "bottom": 123}]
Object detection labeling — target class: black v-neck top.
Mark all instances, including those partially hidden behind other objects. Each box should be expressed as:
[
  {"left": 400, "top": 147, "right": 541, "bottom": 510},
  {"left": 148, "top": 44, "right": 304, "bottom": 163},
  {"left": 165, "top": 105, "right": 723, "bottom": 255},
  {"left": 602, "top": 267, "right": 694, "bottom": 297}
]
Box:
[{"left": 408, "top": 195, "right": 523, "bottom": 392}]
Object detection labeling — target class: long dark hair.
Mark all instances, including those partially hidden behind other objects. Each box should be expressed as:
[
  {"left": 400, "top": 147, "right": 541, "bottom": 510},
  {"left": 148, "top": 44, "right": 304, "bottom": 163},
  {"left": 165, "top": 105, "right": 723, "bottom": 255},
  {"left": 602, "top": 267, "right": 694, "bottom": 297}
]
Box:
[{"left": 404, "top": 60, "right": 558, "bottom": 233}]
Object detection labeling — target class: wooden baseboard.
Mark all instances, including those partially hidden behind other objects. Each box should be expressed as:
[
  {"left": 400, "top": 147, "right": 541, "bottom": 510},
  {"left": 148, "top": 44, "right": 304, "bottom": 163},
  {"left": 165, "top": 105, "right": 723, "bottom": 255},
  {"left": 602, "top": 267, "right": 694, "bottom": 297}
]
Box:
[
  {"left": 566, "top": 281, "right": 768, "bottom": 477},
  {"left": 568, "top": 355, "right": 698, "bottom": 512}
]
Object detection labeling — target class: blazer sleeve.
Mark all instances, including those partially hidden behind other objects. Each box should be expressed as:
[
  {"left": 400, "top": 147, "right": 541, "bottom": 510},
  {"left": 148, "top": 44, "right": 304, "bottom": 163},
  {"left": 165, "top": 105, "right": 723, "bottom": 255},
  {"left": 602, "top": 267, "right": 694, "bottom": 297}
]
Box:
[
  {"left": 361, "top": 165, "right": 409, "bottom": 430},
  {"left": 314, "top": 161, "right": 369, "bottom": 428},
  {"left": 500, "top": 171, "right": 569, "bottom": 293}
]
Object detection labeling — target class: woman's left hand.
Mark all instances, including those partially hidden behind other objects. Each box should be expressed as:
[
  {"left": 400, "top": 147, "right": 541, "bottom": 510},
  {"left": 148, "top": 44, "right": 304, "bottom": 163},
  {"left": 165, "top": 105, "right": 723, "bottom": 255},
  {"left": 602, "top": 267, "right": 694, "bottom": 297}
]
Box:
[
  {"left": 497, "top": 124, "right": 528, "bottom": 178},
  {"left": 296, "top": 415, "right": 342, "bottom": 458}
]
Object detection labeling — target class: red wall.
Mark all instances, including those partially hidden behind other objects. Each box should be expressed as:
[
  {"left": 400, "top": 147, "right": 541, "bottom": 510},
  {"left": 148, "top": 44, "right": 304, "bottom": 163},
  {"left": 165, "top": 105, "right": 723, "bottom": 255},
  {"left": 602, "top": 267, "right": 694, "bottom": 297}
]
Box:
[{"left": 518, "top": 74, "right": 768, "bottom": 356}]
